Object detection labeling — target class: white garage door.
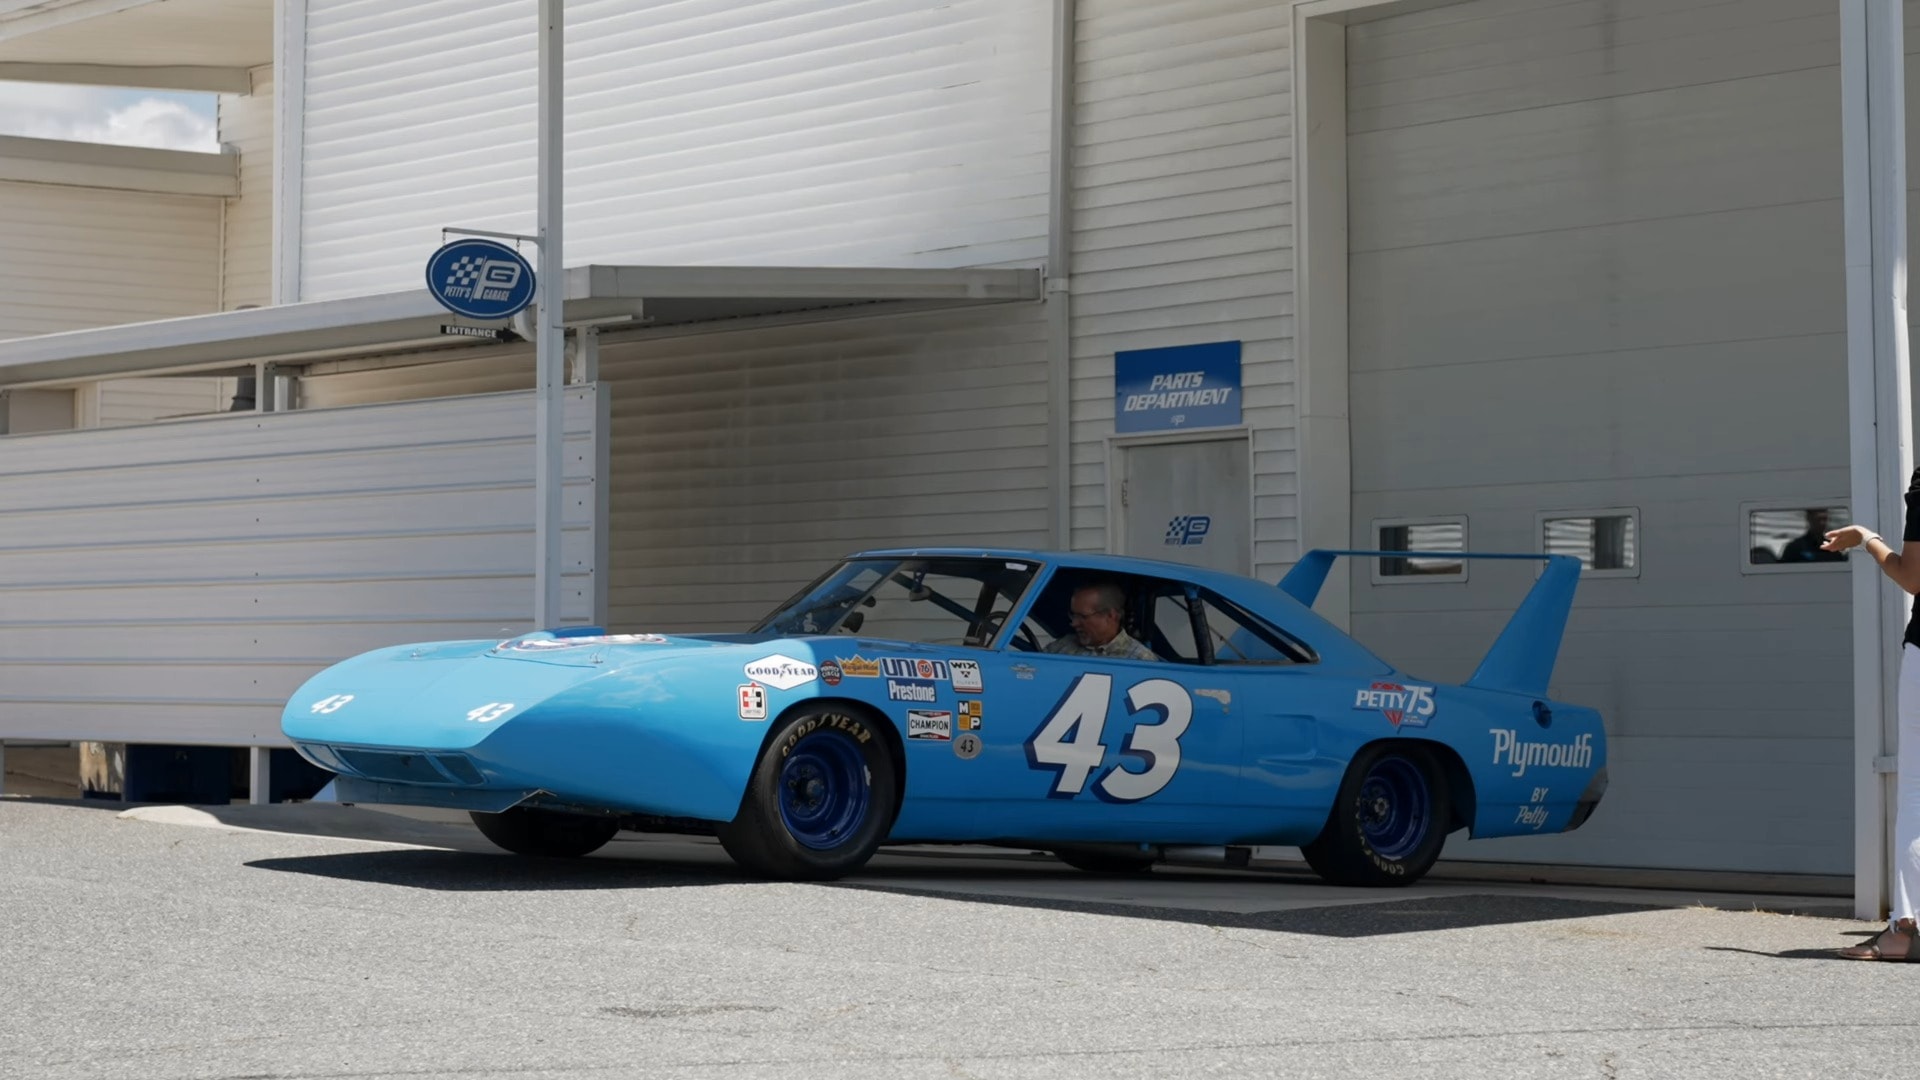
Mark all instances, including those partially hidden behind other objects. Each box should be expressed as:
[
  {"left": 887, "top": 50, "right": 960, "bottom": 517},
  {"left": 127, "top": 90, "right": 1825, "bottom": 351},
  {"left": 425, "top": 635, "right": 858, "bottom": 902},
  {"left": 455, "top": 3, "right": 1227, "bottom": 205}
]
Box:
[{"left": 1345, "top": 0, "right": 1852, "bottom": 876}]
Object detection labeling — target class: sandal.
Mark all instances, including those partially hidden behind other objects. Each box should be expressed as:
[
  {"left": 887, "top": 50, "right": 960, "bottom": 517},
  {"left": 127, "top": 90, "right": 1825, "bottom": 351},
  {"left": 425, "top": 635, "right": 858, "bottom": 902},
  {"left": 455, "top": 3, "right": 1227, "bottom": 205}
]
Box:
[{"left": 1840, "top": 923, "right": 1920, "bottom": 961}]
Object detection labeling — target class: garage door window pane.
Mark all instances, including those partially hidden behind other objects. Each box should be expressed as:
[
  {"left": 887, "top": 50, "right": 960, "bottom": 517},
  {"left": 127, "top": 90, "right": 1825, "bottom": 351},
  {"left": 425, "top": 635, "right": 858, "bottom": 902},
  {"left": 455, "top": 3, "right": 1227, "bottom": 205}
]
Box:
[
  {"left": 1378, "top": 521, "right": 1465, "bottom": 578},
  {"left": 1544, "top": 514, "right": 1636, "bottom": 572},
  {"left": 1749, "top": 506, "right": 1848, "bottom": 566}
]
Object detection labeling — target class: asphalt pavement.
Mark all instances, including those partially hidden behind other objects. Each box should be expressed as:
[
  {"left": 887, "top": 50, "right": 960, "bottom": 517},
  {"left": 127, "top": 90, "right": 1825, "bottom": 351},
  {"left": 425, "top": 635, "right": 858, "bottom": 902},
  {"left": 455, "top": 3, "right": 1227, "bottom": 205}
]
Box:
[{"left": 0, "top": 797, "right": 1912, "bottom": 1080}]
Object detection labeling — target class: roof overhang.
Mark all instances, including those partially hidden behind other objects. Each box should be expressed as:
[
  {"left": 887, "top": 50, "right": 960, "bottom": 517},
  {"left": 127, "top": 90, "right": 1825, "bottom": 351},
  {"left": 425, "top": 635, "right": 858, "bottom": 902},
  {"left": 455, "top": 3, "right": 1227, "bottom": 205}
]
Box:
[
  {"left": 0, "top": 0, "right": 270, "bottom": 92},
  {"left": 0, "top": 134, "right": 236, "bottom": 195},
  {"left": 0, "top": 264, "right": 1045, "bottom": 388}
]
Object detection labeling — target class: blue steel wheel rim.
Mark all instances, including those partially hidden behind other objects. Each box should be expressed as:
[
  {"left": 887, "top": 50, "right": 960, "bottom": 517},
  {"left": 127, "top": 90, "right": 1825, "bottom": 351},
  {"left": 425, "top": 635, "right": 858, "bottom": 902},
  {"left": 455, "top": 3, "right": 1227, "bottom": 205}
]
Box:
[
  {"left": 777, "top": 727, "right": 871, "bottom": 851},
  {"left": 1357, "top": 756, "right": 1430, "bottom": 861}
]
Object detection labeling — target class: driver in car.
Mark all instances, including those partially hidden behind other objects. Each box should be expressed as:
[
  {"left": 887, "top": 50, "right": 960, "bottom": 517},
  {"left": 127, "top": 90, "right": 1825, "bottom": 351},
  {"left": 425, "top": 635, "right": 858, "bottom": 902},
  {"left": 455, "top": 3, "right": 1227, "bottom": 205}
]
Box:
[{"left": 1045, "top": 582, "right": 1159, "bottom": 661}]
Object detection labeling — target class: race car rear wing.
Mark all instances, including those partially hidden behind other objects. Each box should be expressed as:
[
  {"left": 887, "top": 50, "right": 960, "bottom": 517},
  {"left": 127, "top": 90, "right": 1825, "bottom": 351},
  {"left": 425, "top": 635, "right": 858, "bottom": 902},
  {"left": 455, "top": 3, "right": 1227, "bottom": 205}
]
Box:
[{"left": 1278, "top": 550, "right": 1582, "bottom": 699}]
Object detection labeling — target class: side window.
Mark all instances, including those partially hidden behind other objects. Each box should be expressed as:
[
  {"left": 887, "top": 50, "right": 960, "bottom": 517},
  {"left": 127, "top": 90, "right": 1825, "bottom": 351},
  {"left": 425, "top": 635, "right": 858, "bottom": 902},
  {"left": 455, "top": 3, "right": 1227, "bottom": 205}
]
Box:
[
  {"left": 1198, "top": 594, "right": 1314, "bottom": 665},
  {"left": 1372, "top": 516, "right": 1467, "bottom": 582},
  {"left": 1026, "top": 572, "right": 1184, "bottom": 661},
  {"left": 1742, "top": 502, "right": 1849, "bottom": 573},
  {"left": 1151, "top": 592, "right": 1201, "bottom": 663}
]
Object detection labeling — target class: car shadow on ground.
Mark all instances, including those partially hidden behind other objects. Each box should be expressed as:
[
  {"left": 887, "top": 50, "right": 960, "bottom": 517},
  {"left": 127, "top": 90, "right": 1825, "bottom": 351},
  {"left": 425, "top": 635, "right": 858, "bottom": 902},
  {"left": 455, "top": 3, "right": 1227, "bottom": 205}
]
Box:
[
  {"left": 241, "top": 838, "right": 1669, "bottom": 936},
  {"left": 128, "top": 800, "right": 1838, "bottom": 936},
  {"left": 836, "top": 881, "right": 1666, "bottom": 937},
  {"left": 245, "top": 844, "right": 753, "bottom": 892}
]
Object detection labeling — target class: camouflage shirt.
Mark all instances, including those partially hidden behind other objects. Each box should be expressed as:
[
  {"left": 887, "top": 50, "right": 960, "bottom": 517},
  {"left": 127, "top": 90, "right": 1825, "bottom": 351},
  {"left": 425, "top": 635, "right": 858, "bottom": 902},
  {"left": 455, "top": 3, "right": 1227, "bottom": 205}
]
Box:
[{"left": 1043, "top": 629, "right": 1159, "bottom": 662}]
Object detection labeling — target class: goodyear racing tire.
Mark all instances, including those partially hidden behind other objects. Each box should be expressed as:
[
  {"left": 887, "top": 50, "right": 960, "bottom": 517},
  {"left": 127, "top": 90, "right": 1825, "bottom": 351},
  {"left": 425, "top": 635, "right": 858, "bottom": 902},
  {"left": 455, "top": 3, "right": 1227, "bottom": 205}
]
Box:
[
  {"left": 720, "top": 707, "right": 899, "bottom": 881},
  {"left": 1301, "top": 744, "right": 1450, "bottom": 887},
  {"left": 1053, "top": 847, "right": 1158, "bottom": 875},
  {"left": 468, "top": 806, "right": 620, "bottom": 858}
]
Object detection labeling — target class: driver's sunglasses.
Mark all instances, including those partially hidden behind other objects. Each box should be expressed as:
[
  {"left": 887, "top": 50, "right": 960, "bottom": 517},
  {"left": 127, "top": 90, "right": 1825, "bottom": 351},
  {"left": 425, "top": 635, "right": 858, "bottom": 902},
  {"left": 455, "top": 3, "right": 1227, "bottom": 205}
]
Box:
[{"left": 1068, "top": 607, "right": 1109, "bottom": 622}]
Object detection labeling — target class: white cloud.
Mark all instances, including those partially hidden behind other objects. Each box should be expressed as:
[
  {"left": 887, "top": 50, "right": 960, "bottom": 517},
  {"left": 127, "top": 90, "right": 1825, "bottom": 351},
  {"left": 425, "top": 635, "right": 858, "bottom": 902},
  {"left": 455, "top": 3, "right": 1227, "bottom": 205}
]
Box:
[{"left": 0, "top": 81, "right": 218, "bottom": 152}]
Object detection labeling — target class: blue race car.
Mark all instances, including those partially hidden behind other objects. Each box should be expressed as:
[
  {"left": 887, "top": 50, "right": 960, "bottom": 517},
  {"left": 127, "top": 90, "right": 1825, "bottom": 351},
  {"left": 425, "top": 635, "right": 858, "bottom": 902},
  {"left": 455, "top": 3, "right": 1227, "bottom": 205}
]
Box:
[{"left": 281, "top": 548, "right": 1607, "bottom": 886}]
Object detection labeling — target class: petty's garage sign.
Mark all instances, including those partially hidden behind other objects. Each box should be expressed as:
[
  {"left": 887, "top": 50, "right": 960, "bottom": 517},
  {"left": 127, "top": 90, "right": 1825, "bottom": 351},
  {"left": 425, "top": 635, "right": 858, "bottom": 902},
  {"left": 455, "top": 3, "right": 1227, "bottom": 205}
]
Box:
[
  {"left": 1114, "top": 341, "right": 1242, "bottom": 434},
  {"left": 425, "top": 238, "right": 537, "bottom": 320}
]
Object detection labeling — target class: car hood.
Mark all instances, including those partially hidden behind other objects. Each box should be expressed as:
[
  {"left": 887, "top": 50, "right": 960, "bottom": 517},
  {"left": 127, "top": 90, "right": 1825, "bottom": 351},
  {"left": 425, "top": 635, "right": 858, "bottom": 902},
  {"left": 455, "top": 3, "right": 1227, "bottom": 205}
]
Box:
[{"left": 279, "top": 632, "right": 894, "bottom": 750}]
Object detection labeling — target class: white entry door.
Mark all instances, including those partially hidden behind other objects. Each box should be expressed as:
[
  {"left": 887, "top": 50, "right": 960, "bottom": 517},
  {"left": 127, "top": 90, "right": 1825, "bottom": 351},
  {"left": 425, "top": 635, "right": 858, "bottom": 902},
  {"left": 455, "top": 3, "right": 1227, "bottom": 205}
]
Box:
[{"left": 1115, "top": 436, "right": 1251, "bottom": 575}]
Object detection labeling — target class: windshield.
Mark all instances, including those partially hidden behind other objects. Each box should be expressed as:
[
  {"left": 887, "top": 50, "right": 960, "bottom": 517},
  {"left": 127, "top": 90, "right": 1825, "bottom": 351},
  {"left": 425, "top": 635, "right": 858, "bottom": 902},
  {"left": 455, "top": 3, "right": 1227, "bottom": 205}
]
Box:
[{"left": 753, "top": 556, "right": 1040, "bottom": 649}]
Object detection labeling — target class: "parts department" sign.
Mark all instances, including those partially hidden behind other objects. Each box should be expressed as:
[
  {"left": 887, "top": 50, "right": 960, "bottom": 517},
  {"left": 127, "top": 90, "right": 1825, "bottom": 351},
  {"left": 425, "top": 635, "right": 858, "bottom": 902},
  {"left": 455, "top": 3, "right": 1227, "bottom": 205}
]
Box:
[{"left": 1114, "top": 340, "right": 1242, "bottom": 434}]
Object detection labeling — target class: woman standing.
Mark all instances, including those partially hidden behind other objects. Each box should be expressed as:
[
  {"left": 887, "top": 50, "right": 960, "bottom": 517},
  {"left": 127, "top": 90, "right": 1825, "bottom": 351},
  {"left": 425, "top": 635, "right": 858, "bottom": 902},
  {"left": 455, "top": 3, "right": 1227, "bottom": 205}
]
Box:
[{"left": 1823, "top": 469, "right": 1920, "bottom": 960}]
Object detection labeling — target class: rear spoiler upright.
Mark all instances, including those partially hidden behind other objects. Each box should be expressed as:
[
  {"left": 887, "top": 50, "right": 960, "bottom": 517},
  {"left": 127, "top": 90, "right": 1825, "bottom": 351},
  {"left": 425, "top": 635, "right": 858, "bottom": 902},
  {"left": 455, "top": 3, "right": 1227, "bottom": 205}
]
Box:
[{"left": 1278, "top": 550, "right": 1583, "bottom": 698}]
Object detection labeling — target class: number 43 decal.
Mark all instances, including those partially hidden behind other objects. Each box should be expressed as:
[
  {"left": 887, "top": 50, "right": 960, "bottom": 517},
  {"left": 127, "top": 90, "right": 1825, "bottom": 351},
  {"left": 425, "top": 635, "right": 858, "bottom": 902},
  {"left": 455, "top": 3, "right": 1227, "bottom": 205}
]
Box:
[{"left": 1025, "top": 674, "right": 1193, "bottom": 802}]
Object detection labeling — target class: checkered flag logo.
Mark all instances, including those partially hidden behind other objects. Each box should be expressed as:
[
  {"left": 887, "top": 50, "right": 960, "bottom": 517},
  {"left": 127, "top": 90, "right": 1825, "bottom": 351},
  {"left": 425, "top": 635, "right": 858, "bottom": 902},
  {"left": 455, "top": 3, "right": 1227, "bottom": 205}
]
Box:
[
  {"left": 1165, "top": 517, "right": 1191, "bottom": 545},
  {"left": 445, "top": 256, "right": 486, "bottom": 289}
]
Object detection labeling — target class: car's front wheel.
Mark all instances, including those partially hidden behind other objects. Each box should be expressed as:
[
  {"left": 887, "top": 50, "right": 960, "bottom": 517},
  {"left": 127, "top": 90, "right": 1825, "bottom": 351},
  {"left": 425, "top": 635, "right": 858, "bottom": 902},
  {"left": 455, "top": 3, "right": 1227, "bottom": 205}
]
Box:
[
  {"left": 720, "top": 707, "right": 898, "bottom": 881},
  {"left": 1301, "top": 744, "right": 1450, "bottom": 887},
  {"left": 469, "top": 806, "right": 621, "bottom": 858}
]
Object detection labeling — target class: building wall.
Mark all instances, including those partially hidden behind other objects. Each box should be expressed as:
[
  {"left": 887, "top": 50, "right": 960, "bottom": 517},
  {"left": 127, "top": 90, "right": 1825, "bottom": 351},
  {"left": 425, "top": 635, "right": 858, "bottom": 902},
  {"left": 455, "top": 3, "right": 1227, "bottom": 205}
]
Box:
[
  {"left": 0, "top": 389, "right": 600, "bottom": 746},
  {"left": 1340, "top": 0, "right": 1851, "bottom": 875},
  {"left": 295, "top": 302, "right": 1051, "bottom": 632},
  {"left": 297, "top": 0, "right": 1051, "bottom": 301},
  {"left": 0, "top": 180, "right": 221, "bottom": 338},
  {"left": 221, "top": 65, "right": 275, "bottom": 311},
  {"left": 599, "top": 303, "right": 1050, "bottom": 631},
  {"left": 0, "top": 177, "right": 227, "bottom": 426},
  {"left": 1066, "top": 0, "right": 1297, "bottom": 579}
]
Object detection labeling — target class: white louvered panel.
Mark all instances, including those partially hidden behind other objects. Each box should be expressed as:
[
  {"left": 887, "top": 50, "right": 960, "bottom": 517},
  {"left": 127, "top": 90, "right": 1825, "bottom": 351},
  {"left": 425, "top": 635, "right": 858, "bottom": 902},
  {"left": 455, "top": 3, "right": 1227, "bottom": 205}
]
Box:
[
  {"left": 220, "top": 66, "right": 275, "bottom": 311},
  {"left": 93, "top": 379, "right": 230, "bottom": 428},
  {"left": 298, "top": 347, "right": 539, "bottom": 409},
  {"left": 299, "top": 0, "right": 1051, "bottom": 302},
  {"left": 0, "top": 180, "right": 221, "bottom": 337},
  {"left": 0, "top": 178, "right": 227, "bottom": 426},
  {"left": 0, "top": 387, "right": 602, "bottom": 746},
  {"left": 1066, "top": 0, "right": 1295, "bottom": 575},
  {"left": 599, "top": 303, "right": 1048, "bottom": 632}
]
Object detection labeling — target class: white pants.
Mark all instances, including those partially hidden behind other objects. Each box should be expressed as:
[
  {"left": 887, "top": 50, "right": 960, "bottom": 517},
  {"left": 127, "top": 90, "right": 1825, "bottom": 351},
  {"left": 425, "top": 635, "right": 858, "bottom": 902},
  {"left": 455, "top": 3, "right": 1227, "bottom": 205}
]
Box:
[{"left": 1895, "top": 644, "right": 1920, "bottom": 923}]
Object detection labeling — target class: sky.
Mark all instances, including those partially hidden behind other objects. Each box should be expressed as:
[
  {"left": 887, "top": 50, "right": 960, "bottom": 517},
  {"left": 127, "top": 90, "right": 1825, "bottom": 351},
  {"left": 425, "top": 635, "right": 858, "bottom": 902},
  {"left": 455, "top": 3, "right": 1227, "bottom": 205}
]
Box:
[{"left": 0, "top": 80, "right": 219, "bottom": 152}]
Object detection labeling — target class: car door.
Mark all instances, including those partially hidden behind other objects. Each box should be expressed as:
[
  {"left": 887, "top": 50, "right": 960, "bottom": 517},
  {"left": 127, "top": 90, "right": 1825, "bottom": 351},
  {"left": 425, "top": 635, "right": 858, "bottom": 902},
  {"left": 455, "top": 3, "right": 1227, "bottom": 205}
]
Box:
[{"left": 885, "top": 569, "right": 1249, "bottom": 843}]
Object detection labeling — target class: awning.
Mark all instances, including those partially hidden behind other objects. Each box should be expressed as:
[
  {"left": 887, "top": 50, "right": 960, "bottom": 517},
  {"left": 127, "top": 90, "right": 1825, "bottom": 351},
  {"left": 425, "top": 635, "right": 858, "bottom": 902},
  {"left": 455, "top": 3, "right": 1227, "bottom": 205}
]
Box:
[
  {"left": 0, "top": 0, "right": 271, "bottom": 93},
  {"left": 0, "top": 264, "right": 1045, "bottom": 388}
]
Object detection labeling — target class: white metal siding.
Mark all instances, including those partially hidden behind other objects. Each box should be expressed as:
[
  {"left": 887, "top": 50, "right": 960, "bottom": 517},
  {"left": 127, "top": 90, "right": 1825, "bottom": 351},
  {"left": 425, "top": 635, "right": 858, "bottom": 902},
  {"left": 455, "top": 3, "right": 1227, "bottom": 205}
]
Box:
[
  {"left": 1067, "top": 0, "right": 1295, "bottom": 577},
  {"left": 298, "top": 0, "right": 1051, "bottom": 302},
  {"left": 0, "top": 389, "right": 600, "bottom": 746},
  {"left": 0, "top": 178, "right": 227, "bottom": 426},
  {"left": 220, "top": 66, "right": 275, "bottom": 311},
  {"left": 0, "top": 180, "right": 221, "bottom": 337},
  {"left": 1345, "top": 0, "right": 1848, "bottom": 875},
  {"left": 92, "top": 380, "right": 230, "bottom": 427},
  {"left": 601, "top": 304, "right": 1050, "bottom": 631}
]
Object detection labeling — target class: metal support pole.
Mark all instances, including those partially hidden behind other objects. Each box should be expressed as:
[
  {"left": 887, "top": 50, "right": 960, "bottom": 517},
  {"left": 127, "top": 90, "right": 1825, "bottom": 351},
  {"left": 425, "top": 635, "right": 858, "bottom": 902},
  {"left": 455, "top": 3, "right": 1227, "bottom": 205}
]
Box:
[
  {"left": 1045, "top": 0, "right": 1075, "bottom": 551},
  {"left": 1842, "top": 0, "right": 1913, "bottom": 922},
  {"left": 248, "top": 747, "right": 270, "bottom": 805},
  {"left": 534, "top": 0, "right": 566, "bottom": 628}
]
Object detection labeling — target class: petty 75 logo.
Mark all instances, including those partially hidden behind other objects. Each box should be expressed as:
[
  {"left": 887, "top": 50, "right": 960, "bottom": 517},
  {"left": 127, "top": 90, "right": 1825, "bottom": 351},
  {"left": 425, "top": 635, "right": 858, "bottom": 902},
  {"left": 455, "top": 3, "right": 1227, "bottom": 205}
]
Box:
[
  {"left": 1164, "top": 515, "right": 1212, "bottom": 546},
  {"left": 1353, "top": 682, "right": 1435, "bottom": 728},
  {"left": 1025, "top": 674, "right": 1192, "bottom": 802}
]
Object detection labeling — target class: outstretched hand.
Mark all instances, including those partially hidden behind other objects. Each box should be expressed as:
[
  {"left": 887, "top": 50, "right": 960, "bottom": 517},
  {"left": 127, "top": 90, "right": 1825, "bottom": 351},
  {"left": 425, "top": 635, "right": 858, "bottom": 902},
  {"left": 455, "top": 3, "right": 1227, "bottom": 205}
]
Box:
[{"left": 1822, "top": 525, "right": 1876, "bottom": 553}]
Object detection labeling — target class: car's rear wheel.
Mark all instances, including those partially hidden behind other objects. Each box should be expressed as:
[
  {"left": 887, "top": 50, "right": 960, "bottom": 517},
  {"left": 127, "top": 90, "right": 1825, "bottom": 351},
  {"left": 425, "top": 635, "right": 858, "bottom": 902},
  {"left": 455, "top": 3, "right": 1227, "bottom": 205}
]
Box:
[
  {"left": 1301, "top": 744, "right": 1449, "bottom": 887},
  {"left": 469, "top": 806, "right": 620, "bottom": 858},
  {"left": 1053, "top": 847, "right": 1158, "bottom": 875},
  {"left": 719, "top": 707, "right": 899, "bottom": 881}
]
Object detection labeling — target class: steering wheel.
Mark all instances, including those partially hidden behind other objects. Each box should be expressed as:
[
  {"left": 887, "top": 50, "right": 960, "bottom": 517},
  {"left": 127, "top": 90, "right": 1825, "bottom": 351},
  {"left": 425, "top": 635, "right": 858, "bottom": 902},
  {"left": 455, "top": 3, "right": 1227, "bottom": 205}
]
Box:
[{"left": 982, "top": 610, "right": 1040, "bottom": 652}]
